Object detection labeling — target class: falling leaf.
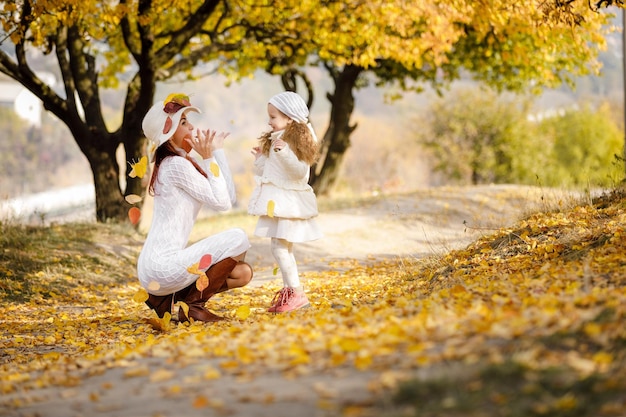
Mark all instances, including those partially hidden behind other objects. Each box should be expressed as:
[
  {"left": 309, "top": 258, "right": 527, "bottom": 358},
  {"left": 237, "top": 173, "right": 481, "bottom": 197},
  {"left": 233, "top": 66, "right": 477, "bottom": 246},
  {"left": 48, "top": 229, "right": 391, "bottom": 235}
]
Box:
[
  {"left": 187, "top": 263, "right": 203, "bottom": 275},
  {"left": 196, "top": 275, "right": 209, "bottom": 292},
  {"left": 147, "top": 281, "right": 160, "bottom": 292},
  {"left": 198, "top": 254, "right": 213, "bottom": 270},
  {"left": 209, "top": 162, "right": 220, "bottom": 177},
  {"left": 125, "top": 194, "right": 143, "bottom": 205},
  {"left": 129, "top": 156, "right": 148, "bottom": 179},
  {"left": 273, "top": 266, "right": 279, "bottom": 276},
  {"left": 133, "top": 288, "right": 149, "bottom": 303},
  {"left": 235, "top": 305, "right": 251, "bottom": 320},
  {"left": 267, "top": 200, "right": 275, "bottom": 217},
  {"left": 128, "top": 207, "right": 141, "bottom": 225}
]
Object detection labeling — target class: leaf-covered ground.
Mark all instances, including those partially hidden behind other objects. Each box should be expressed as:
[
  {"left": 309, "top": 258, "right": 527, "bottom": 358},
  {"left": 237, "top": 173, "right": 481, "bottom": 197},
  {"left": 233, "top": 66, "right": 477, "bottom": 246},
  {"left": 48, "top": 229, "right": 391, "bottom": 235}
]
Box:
[{"left": 0, "top": 186, "right": 624, "bottom": 417}]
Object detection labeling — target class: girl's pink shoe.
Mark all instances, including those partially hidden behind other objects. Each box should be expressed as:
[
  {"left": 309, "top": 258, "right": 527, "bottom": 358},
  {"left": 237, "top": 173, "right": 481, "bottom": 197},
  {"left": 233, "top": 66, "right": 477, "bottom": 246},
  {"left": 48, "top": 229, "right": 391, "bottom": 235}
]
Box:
[{"left": 268, "top": 288, "right": 310, "bottom": 313}]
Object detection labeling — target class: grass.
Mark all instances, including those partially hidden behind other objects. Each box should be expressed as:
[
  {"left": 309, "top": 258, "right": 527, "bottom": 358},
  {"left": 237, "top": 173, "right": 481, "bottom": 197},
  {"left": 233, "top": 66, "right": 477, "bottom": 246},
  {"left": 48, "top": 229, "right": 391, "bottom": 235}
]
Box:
[
  {"left": 0, "top": 221, "right": 140, "bottom": 302},
  {"left": 388, "top": 360, "right": 626, "bottom": 417}
]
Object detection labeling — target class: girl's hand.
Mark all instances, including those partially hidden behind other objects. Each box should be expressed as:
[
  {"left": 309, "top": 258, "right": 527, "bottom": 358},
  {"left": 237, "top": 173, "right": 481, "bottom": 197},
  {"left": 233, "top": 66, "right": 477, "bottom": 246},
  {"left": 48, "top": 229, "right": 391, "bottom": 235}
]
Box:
[
  {"left": 251, "top": 146, "right": 262, "bottom": 160},
  {"left": 273, "top": 138, "right": 286, "bottom": 152}
]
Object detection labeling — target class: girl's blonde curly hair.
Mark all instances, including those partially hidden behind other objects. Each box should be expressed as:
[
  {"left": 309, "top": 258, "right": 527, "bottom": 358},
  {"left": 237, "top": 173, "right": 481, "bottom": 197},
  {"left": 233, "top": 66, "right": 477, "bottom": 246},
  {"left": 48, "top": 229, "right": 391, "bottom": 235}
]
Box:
[{"left": 258, "top": 122, "right": 321, "bottom": 165}]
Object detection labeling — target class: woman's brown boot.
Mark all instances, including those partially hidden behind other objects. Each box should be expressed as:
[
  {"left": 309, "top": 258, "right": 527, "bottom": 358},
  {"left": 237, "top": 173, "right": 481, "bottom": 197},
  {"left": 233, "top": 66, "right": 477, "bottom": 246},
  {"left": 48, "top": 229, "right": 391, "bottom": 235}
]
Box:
[
  {"left": 178, "top": 257, "right": 238, "bottom": 323},
  {"left": 145, "top": 293, "right": 173, "bottom": 318}
]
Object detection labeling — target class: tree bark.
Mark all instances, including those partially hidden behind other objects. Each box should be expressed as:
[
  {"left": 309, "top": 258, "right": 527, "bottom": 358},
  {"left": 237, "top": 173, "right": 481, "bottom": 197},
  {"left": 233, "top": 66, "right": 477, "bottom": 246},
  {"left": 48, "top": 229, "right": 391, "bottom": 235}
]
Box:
[
  {"left": 311, "top": 64, "right": 362, "bottom": 195},
  {"left": 87, "top": 144, "right": 127, "bottom": 221}
]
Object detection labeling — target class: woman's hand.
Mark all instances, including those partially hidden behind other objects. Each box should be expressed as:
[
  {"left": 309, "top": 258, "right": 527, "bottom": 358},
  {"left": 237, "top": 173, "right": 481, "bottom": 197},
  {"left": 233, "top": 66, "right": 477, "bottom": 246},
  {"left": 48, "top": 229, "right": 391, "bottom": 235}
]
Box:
[
  {"left": 211, "top": 130, "right": 230, "bottom": 150},
  {"left": 187, "top": 129, "right": 230, "bottom": 159}
]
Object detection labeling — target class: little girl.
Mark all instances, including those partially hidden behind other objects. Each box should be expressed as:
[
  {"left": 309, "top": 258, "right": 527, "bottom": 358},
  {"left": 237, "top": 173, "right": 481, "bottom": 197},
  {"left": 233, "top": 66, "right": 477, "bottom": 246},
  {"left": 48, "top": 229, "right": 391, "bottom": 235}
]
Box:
[{"left": 248, "top": 91, "right": 323, "bottom": 313}]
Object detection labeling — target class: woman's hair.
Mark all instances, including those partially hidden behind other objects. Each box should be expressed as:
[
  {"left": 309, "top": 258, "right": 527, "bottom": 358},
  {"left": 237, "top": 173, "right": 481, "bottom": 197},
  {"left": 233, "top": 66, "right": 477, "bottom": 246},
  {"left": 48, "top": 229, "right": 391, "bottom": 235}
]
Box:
[
  {"left": 148, "top": 141, "right": 207, "bottom": 196},
  {"left": 258, "top": 122, "right": 320, "bottom": 165}
]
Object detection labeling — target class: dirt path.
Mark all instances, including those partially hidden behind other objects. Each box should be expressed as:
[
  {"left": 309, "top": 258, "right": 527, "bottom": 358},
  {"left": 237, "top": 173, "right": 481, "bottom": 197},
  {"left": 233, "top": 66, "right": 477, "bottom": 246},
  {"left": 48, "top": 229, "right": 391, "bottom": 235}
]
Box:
[
  {"left": 3, "top": 185, "right": 570, "bottom": 417},
  {"left": 246, "top": 184, "right": 557, "bottom": 286}
]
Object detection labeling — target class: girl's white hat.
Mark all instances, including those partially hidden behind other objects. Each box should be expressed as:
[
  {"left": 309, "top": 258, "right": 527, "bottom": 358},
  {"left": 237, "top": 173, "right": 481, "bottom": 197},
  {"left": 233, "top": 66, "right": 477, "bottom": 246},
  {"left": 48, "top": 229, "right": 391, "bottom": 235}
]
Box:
[
  {"left": 268, "top": 91, "right": 309, "bottom": 123},
  {"left": 269, "top": 91, "right": 318, "bottom": 142},
  {"left": 142, "top": 93, "right": 200, "bottom": 150}
]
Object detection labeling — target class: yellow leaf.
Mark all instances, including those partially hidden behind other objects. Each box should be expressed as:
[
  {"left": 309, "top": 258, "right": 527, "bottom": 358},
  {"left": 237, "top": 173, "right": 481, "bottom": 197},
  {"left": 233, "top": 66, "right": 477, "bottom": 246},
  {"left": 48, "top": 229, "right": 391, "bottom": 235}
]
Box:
[
  {"left": 147, "top": 281, "right": 160, "bottom": 292},
  {"left": 355, "top": 355, "right": 373, "bottom": 370},
  {"left": 235, "top": 305, "right": 251, "bottom": 320},
  {"left": 203, "top": 367, "right": 222, "bottom": 380},
  {"left": 339, "top": 338, "right": 361, "bottom": 352},
  {"left": 209, "top": 162, "right": 220, "bottom": 177},
  {"left": 123, "top": 366, "right": 150, "bottom": 378},
  {"left": 592, "top": 351, "right": 613, "bottom": 365},
  {"left": 133, "top": 288, "right": 149, "bottom": 303},
  {"left": 273, "top": 266, "right": 279, "bottom": 276},
  {"left": 178, "top": 302, "right": 190, "bottom": 320},
  {"left": 187, "top": 263, "right": 203, "bottom": 276},
  {"left": 129, "top": 156, "right": 148, "bottom": 179},
  {"left": 150, "top": 369, "right": 175, "bottom": 382},
  {"left": 267, "top": 200, "right": 275, "bottom": 217},
  {"left": 146, "top": 312, "right": 171, "bottom": 332}
]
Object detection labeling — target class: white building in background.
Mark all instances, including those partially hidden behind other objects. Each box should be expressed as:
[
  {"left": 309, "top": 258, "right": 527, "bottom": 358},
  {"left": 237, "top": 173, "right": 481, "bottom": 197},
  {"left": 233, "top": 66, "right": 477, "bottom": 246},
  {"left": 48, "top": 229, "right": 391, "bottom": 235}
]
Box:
[{"left": 0, "top": 72, "right": 56, "bottom": 127}]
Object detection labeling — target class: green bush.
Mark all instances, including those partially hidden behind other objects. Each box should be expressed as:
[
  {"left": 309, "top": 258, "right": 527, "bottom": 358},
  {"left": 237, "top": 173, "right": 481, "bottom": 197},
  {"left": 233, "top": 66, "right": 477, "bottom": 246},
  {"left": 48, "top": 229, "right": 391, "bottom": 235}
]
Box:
[
  {"left": 415, "top": 87, "right": 624, "bottom": 188},
  {"left": 538, "top": 102, "right": 624, "bottom": 188},
  {"left": 416, "top": 87, "right": 548, "bottom": 185}
]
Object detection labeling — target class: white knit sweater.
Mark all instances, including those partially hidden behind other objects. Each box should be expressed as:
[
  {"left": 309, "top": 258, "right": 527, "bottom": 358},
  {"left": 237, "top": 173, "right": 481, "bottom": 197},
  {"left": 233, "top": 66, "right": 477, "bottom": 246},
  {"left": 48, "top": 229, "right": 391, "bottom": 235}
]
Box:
[
  {"left": 137, "top": 149, "right": 250, "bottom": 295},
  {"left": 247, "top": 131, "right": 318, "bottom": 219}
]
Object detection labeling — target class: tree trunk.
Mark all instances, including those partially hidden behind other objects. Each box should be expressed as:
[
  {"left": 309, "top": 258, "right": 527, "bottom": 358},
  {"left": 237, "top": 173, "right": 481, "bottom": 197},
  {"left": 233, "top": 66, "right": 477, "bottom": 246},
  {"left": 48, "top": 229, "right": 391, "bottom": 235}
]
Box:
[
  {"left": 87, "top": 147, "right": 127, "bottom": 222},
  {"left": 64, "top": 116, "right": 127, "bottom": 222},
  {"left": 311, "top": 64, "right": 362, "bottom": 195},
  {"left": 121, "top": 78, "right": 157, "bottom": 202}
]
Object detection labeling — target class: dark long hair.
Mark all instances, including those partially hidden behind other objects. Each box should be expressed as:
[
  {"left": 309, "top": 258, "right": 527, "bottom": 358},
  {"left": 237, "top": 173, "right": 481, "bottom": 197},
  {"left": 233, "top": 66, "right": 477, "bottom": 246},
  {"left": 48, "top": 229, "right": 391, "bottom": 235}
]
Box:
[{"left": 149, "top": 141, "right": 208, "bottom": 196}]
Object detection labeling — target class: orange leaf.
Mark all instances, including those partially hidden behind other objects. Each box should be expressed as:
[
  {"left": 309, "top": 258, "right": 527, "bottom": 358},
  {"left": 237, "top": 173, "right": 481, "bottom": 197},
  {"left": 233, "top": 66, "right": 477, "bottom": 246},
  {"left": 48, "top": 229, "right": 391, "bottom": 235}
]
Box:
[
  {"left": 199, "top": 254, "right": 213, "bottom": 270},
  {"left": 128, "top": 207, "right": 141, "bottom": 225},
  {"left": 196, "top": 275, "right": 209, "bottom": 292},
  {"left": 193, "top": 395, "right": 209, "bottom": 408}
]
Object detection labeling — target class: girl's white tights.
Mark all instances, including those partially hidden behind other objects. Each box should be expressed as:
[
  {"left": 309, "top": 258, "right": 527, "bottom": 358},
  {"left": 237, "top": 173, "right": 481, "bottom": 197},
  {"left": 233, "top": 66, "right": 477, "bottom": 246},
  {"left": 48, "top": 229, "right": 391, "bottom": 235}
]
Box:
[{"left": 271, "top": 237, "right": 301, "bottom": 289}]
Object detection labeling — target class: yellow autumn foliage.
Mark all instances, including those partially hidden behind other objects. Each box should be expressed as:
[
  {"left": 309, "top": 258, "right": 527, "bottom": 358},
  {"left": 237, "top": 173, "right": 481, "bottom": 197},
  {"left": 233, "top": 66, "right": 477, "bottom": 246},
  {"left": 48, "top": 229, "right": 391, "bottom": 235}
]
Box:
[{"left": 0, "top": 188, "right": 624, "bottom": 415}]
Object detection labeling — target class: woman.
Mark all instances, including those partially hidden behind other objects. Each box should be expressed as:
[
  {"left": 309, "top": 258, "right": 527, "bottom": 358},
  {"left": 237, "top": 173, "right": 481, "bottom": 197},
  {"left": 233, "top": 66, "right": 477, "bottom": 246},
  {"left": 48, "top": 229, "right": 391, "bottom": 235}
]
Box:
[{"left": 137, "top": 93, "right": 253, "bottom": 323}]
